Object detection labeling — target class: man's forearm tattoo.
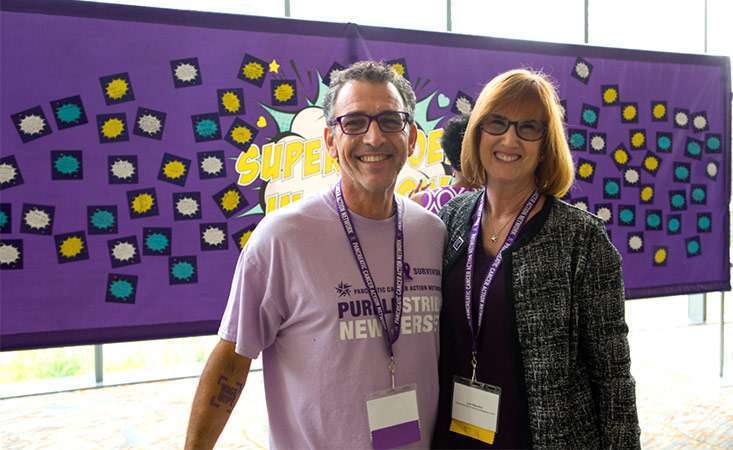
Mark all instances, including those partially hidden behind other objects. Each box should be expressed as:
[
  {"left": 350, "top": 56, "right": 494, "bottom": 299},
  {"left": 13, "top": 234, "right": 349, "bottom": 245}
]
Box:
[{"left": 209, "top": 375, "right": 244, "bottom": 413}]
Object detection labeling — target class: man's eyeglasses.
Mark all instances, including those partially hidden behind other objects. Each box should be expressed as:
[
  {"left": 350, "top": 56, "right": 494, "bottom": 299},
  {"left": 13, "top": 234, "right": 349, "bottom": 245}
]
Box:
[
  {"left": 330, "top": 111, "right": 411, "bottom": 135},
  {"left": 480, "top": 114, "right": 547, "bottom": 142}
]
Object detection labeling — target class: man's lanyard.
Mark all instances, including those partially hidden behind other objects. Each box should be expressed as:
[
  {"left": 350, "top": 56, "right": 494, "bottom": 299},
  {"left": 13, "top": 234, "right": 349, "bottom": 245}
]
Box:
[
  {"left": 464, "top": 189, "right": 539, "bottom": 381},
  {"left": 334, "top": 181, "right": 405, "bottom": 388}
]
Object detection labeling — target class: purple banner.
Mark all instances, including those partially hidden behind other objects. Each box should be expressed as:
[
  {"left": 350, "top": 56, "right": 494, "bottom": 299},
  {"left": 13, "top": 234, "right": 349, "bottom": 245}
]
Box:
[{"left": 1, "top": 0, "right": 730, "bottom": 350}]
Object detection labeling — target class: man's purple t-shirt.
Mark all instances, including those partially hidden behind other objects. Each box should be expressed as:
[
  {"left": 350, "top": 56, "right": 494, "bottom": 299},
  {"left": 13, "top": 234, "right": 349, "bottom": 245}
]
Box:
[{"left": 219, "top": 188, "right": 446, "bottom": 450}]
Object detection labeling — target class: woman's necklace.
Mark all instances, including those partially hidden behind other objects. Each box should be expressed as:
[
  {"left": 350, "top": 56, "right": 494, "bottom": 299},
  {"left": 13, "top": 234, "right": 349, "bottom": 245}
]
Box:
[
  {"left": 487, "top": 215, "right": 514, "bottom": 243},
  {"left": 484, "top": 191, "right": 536, "bottom": 243}
]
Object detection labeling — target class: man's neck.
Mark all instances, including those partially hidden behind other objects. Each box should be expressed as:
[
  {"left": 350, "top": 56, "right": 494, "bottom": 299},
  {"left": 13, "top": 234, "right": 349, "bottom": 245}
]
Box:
[{"left": 340, "top": 182, "right": 395, "bottom": 220}]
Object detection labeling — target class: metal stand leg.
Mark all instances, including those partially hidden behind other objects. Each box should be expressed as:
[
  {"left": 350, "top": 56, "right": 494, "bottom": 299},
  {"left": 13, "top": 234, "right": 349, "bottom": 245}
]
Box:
[
  {"left": 688, "top": 293, "right": 707, "bottom": 325},
  {"left": 721, "top": 291, "right": 726, "bottom": 378},
  {"left": 95, "top": 344, "right": 103, "bottom": 385}
]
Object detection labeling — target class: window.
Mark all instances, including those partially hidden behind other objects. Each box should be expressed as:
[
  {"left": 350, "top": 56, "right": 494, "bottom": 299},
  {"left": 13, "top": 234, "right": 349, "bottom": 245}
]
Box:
[
  {"left": 588, "top": 0, "right": 704, "bottom": 53},
  {"left": 452, "top": 0, "right": 584, "bottom": 44},
  {"left": 75, "top": 0, "right": 284, "bottom": 17},
  {"left": 291, "top": 0, "right": 445, "bottom": 31}
]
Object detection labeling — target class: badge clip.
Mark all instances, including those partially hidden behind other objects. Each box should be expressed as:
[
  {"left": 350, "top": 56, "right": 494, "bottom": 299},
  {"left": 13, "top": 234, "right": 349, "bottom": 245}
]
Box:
[{"left": 470, "top": 352, "right": 478, "bottom": 383}]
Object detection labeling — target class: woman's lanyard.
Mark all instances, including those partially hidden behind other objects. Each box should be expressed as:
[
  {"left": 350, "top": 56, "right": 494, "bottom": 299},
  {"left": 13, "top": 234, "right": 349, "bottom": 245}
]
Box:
[
  {"left": 464, "top": 189, "right": 539, "bottom": 382},
  {"left": 334, "top": 181, "right": 405, "bottom": 389}
]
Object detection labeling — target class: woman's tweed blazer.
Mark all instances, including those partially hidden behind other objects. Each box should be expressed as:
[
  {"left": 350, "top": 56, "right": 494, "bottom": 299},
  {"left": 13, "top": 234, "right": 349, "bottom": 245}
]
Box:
[{"left": 439, "top": 190, "right": 641, "bottom": 449}]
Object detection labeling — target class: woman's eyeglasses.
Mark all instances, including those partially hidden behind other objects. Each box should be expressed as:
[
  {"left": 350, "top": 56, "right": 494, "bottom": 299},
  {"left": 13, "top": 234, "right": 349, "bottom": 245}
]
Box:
[{"left": 480, "top": 114, "right": 546, "bottom": 142}]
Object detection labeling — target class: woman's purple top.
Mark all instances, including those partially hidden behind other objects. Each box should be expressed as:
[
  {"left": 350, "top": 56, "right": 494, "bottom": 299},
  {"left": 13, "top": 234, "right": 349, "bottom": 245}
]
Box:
[{"left": 433, "top": 226, "right": 533, "bottom": 449}]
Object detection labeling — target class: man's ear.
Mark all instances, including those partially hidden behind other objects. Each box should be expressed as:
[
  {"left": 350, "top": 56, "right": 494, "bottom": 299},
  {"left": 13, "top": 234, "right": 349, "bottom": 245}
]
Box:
[
  {"left": 407, "top": 122, "right": 418, "bottom": 157},
  {"left": 324, "top": 126, "right": 338, "bottom": 159}
]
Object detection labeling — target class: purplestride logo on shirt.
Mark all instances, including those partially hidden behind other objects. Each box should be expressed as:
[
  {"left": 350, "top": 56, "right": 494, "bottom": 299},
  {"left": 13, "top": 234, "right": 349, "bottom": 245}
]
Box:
[{"left": 334, "top": 266, "right": 441, "bottom": 341}]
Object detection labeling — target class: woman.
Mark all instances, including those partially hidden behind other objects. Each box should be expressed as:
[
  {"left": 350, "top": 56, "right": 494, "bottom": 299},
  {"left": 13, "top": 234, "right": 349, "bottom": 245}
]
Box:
[
  {"left": 432, "top": 69, "right": 640, "bottom": 449},
  {"left": 411, "top": 114, "right": 476, "bottom": 214}
]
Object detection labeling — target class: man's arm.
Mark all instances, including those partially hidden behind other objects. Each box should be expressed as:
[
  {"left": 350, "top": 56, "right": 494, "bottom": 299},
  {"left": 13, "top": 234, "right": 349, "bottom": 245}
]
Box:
[{"left": 185, "top": 338, "right": 252, "bottom": 450}]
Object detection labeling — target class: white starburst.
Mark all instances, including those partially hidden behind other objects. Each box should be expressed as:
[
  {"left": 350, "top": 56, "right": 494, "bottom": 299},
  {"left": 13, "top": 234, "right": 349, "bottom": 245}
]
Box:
[
  {"left": 18, "top": 115, "right": 46, "bottom": 135},
  {"left": 706, "top": 162, "right": 718, "bottom": 177},
  {"left": 111, "top": 160, "right": 135, "bottom": 179},
  {"left": 0, "top": 243, "right": 20, "bottom": 265},
  {"left": 590, "top": 135, "right": 605, "bottom": 151},
  {"left": 137, "top": 114, "right": 162, "bottom": 135},
  {"left": 201, "top": 156, "right": 223, "bottom": 175},
  {"left": 575, "top": 62, "right": 590, "bottom": 78},
  {"left": 176, "top": 197, "right": 199, "bottom": 216},
  {"left": 202, "top": 227, "right": 226, "bottom": 246},
  {"left": 455, "top": 96, "right": 472, "bottom": 115},
  {"left": 674, "top": 111, "right": 688, "bottom": 126},
  {"left": 175, "top": 63, "right": 198, "bottom": 82},
  {"left": 692, "top": 115, "right": 707, "bottom": 130},
  {"left": 574, "top": 201, "right": 588, "bottom": 211},
  {"left": 112, "top": 242, "right": 136, "bottom": 261},
  {"left": 0, "top": 163, "right": 18, "bottom": 184},
  {"left": 624, "top": 169, "right": 640, "bottom": 184},
  {"left": 628, "top": 235, "right": 643, "bottom": 251},
  {"left": 24, "top": 209, "right": 51, "bottom": 229},
  {"left": 597, "top": 207, "right": 612, "bottom": 223}
]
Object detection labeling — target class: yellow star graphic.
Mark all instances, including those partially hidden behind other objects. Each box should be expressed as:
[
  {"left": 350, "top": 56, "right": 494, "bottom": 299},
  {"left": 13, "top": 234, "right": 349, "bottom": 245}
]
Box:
[{"left": 269, "top": 59, "right": 280, "bottom": 73}]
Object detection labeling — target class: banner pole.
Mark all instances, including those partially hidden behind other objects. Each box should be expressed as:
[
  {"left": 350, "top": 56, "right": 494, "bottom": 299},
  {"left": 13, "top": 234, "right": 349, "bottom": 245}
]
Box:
[
  {"left": 704, "top": 0, "right": 708, "bottom": 53},
  {"left": 722, "top": 291, "right": 726, "bottom": 378},
  {"left": 584, "top": 0, "right": 589, "bottom": 44},
  {"left": 94, "top": 344, "right": 103, "bottom": 385},
  {"left": 446, "top": 0, "right": 451, "bottom": 32}
]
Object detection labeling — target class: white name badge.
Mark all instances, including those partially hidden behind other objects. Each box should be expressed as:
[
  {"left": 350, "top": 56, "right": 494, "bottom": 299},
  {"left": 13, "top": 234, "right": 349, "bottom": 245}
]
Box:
[
  {"left": 366, "top": 384, "right": 421, "bottom": 449},
  {"left": 450, "top": 376, "right": 501, "bottom": 444}
]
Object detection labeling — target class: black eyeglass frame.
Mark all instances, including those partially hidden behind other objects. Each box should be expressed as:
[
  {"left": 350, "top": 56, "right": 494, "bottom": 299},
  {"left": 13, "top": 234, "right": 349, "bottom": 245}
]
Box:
[
  {"left": 329, "top": 111, "right": 412, "bottom": 135},
  {"left": 479, "top": 114, "right": 547, "bottom": 142}
]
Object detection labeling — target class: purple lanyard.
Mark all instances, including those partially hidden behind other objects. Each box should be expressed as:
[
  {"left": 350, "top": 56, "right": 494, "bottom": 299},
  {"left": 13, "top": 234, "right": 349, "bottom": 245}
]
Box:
[
  {"left": 464, "top": 189, "right": 539, "bottom": 381},
  {"left": 334, "top": 182, "right": 405, "bottom": 384}
]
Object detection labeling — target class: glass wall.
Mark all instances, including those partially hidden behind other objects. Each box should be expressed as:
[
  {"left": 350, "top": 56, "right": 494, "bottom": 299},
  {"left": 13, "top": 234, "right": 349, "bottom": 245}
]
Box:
[
  {"left": 588, "top": 0, "right": 705, "bottom": 53},
  {"left": 452, "top": 0, "right": 584, "bottom": 44},
  {"left": 292, "top": 0, "right": 445, "bottom": 31},
  {"left": 2, "top": 0, "right": 731, "bottom": 399}
]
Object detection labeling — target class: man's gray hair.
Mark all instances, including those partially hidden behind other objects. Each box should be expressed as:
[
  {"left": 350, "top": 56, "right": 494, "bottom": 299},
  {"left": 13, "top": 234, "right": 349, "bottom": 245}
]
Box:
[{"left": 322, "top": 60, "right": 416, "bottom": 124}]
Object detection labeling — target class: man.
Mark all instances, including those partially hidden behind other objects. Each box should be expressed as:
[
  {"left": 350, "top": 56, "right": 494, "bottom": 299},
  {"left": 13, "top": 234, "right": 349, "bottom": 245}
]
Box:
[{"left": 185, "top": 61, "right": 446, "bottom": 450}]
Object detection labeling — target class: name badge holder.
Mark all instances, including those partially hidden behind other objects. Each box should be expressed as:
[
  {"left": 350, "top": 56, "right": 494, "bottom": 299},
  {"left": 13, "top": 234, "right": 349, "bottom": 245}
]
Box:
[
  {"left": 366, "top": 383, "right": 421, "bottom": 450},
  {"left": 450, "top": 189, "right": 538, "bottom": 444},
  {"left": 450, "top": 376, "right": 501, "bottom": 444},
  {"left": 334, "top": 182, "right": 421, "bottom": 450}
]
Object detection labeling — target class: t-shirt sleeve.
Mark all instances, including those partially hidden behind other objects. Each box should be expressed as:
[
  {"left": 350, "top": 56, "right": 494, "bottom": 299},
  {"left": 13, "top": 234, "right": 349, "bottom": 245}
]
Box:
[{"left": 218, "top": 234, "right": 286, "bottom": 359}]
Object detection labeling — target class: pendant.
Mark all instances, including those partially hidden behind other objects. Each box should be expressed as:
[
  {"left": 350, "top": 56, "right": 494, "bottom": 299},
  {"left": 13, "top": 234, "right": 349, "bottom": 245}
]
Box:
[{"left": 490, "top": 234, "right": 497, "bottom": 242}]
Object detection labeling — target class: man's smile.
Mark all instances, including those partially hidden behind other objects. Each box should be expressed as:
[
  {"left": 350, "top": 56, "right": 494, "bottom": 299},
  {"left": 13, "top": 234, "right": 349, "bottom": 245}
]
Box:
[{"left": 357, "top": 154, "right": 392, "bottom": 163}]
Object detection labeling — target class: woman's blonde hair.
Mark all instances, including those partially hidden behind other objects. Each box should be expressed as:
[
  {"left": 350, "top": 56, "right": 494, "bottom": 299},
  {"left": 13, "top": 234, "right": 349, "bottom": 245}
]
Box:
[{"left": 461, "top": 69, "right": 574, "bottom": 197}]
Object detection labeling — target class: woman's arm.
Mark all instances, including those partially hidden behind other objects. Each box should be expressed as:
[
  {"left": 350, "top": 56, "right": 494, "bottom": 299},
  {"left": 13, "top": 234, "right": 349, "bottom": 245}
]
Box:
[{"left": 575, "top": 222, "right": 641, "bottom": 449}]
